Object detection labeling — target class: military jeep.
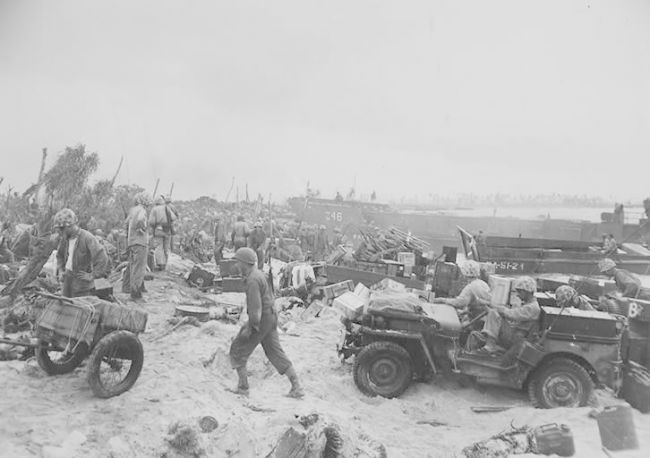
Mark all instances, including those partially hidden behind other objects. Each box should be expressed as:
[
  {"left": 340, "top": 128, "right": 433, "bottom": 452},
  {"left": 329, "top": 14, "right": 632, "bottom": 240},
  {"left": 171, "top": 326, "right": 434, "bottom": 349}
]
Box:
[{"left": 338, "top": 302, "right": 625, "bottom": 408}]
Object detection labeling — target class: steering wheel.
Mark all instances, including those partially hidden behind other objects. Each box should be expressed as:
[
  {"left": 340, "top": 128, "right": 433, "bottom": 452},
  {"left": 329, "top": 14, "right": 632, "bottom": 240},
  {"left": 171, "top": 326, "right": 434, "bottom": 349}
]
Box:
[{"left": 462, "top": 310, "right": 488, "bottom": 331}]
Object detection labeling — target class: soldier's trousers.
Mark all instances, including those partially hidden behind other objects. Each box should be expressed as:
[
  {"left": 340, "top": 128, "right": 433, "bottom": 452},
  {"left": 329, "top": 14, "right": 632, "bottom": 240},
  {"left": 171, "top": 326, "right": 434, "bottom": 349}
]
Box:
[
  {"left": 229, "top": 310, "right": 292, "bottom": 375},
  {"left": 152, "top": 234, "right": 171, "bottom": 269},
  {"left": 62, "top": 271, "right": 92, "bottom": 298},
  {"left": 483, "top": 310, "right": 516, "bottom": 348},
  {"left": 129, "top": 244, "right": 147, "bottom": 296}
]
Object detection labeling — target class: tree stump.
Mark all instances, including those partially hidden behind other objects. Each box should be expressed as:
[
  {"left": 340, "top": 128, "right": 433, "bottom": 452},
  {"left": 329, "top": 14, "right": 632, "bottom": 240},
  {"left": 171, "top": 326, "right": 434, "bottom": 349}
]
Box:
[{"left": 1, "top": 234, "right": 59, "bottom": 303}]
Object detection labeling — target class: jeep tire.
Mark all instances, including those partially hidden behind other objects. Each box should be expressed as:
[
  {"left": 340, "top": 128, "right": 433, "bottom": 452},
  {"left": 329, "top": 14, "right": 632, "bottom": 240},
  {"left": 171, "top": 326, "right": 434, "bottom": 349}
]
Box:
[
  {"left": 353, "top": 341, "right": 413, "bottom": 398},
  {"left": 528, "top": 357, "right": 593, "bottom": 408}
]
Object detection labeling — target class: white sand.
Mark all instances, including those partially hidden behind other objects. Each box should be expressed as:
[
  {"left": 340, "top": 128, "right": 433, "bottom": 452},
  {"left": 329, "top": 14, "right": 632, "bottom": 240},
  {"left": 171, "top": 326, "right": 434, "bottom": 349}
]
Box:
[{"left": 1, "top": 273, "right": 650, "bottom": 457}]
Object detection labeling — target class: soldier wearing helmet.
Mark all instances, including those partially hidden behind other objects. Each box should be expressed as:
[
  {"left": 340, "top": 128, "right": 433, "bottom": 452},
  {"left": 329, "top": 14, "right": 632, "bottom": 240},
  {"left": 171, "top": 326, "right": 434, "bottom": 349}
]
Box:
[
  {"left": 54, "top": 208, "right": 109, "bottom": 298},
  {"left": 554, "top": 285, "right": 595, "bottom": 311},
  {"left": 231, "top": 216, "right": 250, "bottom": 251},
  {"left": 599, "top": 258, "right": 641, "bottom": 298},
  {"left": 228, "top": 247, "right": 304, "bottom": 398},
  {"left": 433, "top": 260, "right": 491, "bottom": 320},
  {"left": 247, "top": 220, "right": 267, "bottom": 269},
  {"left": 125, "top": 192, "right": 152, "bottom": 300},
  {"left": 148, "top": 194, "right": 177, "bottom": 271},
  {"left": 479, "top": 276, "right": 541, "bottom": 354}
]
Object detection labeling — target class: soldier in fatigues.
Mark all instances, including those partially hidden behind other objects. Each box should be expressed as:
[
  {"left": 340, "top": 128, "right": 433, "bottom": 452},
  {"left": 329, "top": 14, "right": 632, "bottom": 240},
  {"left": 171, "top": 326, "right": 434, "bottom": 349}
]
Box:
[
  {"left": 231, "top": 216, "right": 250, "bottom": 251},
  {"left": 599, "top": 258, "right": 642, "bottom": 298},
  {"left": 229, "top": 247, "right": 304, "bottom": 398},
  {"left": 126, "top": 192, "right": 152, "bottom": 300},
  {"left": 54, "top": 209, "right": 109, "bottom": 298},
  {"left": 247, "top": 220, "right": 266, "bottom": 269}
]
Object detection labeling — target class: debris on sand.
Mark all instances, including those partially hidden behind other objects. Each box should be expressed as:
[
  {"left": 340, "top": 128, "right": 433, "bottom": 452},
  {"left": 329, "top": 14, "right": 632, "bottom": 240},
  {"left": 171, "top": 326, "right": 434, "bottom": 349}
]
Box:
[
  {"left": 153, "top": 316, "right": 201, "bottom": 341},
  {"left": 198, "top": 416, "right": 219, "bottom": 433},
  {"left": 462, "top": 425, "right": 533, "bottom": 458},
  {"left": 266, "top": 413, "right": 385, "bottom": 458},
  {"left": 165, "top": 421, "right": 204, "bottom": 457},
  {"left": 199, "top": 320, "right": 220, "bottom": 336}
]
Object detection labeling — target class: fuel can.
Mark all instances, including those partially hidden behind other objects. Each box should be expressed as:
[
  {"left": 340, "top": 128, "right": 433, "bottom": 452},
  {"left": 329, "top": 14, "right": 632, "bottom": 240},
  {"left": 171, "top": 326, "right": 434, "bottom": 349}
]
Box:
[
  {"left": 595, "top": 405, "right": 638, "bottom": 451},
  {"left": 533, "top": 423, "right": 575, "bottom": 457}
]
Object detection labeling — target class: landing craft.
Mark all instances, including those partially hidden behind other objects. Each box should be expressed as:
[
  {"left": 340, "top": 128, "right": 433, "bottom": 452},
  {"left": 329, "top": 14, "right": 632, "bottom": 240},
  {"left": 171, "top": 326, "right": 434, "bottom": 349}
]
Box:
[{"left": 288, "top": 196, "right": 650, "bottom": 253}]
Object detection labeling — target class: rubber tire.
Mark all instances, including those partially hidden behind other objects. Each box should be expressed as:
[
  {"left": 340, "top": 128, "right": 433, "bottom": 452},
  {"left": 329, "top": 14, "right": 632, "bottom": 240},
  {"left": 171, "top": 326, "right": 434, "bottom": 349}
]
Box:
[
  {"left": 36, "top": 341, "right": 88, "bottom": 375},
  {"left": 87, "top": 331, "right": 144, "bottom": 398},
  {"left": 528, "top": 357, "right": 593, "bottom": 409},
  {"left": 353, "top": 341, "right": 413, "bottom": 398}
]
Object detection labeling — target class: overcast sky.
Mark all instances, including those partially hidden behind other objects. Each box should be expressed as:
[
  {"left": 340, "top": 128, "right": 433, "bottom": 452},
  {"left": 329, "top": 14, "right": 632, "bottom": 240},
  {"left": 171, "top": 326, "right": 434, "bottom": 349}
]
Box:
[{"left": 1, "top": 0, "right": 649, "bottom": 203}]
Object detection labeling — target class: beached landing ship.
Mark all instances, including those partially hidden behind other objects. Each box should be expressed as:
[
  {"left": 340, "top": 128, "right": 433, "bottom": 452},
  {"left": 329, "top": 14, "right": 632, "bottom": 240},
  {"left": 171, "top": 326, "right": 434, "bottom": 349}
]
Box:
[
  {"left": 288, "top": 196, "right": 650, "bottom": 253},
  {"left": 457, "top": 227, "right": 650, "bottom": 276}
]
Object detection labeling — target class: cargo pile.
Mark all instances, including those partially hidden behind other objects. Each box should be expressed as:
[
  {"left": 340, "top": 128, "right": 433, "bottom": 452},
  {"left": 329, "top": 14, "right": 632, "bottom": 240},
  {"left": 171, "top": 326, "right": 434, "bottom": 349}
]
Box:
[{"left": 355, "top": 226, "right": 431, "bottom": 263}]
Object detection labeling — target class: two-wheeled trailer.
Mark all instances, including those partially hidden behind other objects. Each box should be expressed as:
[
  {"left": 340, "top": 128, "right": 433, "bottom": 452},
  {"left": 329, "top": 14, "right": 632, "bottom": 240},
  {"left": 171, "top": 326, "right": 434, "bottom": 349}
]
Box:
[{"left": 2, "top": 293, "right": 148, "bottom": 398}]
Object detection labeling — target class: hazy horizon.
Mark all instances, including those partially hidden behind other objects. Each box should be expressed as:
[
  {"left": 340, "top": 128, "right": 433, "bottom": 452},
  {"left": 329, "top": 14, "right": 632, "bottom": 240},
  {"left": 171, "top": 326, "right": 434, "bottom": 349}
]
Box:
[{"left": 1, "top": 1, "right": 649, "bottom": 202}]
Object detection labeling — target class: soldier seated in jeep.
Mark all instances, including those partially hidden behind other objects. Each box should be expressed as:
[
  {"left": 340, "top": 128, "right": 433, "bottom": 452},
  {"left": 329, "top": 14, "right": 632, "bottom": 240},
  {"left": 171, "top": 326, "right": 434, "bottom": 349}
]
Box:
[
  {"left": 478, "top": 276, "right": 541, "bottom": 354},
  {"left": 432, "top": 260, "right": 491, "bottom": 323},
  {"left": 555, "top": 285, "right": 595, "bottom": 311}
]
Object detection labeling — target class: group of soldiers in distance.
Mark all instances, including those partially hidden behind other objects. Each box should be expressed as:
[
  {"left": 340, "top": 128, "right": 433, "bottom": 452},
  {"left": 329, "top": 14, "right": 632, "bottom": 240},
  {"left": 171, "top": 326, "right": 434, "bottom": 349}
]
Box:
[{"left": 0, "top": 188, "right": 352, "bottom": 300}]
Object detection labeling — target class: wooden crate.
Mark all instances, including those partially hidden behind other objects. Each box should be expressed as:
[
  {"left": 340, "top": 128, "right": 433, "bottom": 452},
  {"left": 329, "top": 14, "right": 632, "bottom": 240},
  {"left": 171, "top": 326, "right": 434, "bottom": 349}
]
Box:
[
  {"left": 36, "top": 299, "right": 98, "bottom": 344},
  {"left": 322, "top": 280, "right": 354, "bottom": 300},
  {"left": 92, "top": 298, "right": 148, "bottom": 333},
  {"left": 397, "top": 252, "right": 416, "bottom": 267}
]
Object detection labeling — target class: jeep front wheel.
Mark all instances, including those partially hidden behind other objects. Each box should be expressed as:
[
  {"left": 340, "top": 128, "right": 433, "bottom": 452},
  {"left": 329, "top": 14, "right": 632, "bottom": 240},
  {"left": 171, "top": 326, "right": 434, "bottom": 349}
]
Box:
[
  {"left": 528, "top": 358, "right": 593, "bottom": 408},
  {"left": 353, "top": 341, "right": 413, "bottom": 398}
]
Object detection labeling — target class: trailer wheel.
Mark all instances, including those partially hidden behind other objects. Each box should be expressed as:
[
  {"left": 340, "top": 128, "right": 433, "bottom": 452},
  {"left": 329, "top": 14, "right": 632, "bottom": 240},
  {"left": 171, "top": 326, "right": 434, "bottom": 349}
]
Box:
[
  {"left": 36, "top": 341, "right": 88, "bottom": 375},
  {"left": 87, "top": 331, "right": 143, "bottom": 398},
  {"left": 353, "top": 341, "right": 413, "bottom": 398},
  {"left": 528, "top": 357, "right": 593, "bottom": 408}
]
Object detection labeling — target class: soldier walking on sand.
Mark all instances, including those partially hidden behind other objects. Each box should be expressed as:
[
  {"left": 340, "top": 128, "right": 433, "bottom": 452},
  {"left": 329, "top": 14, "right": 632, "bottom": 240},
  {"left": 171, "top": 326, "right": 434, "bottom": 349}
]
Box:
[{"left": 229, "top": 247, "right": 304, "bottom": 398}]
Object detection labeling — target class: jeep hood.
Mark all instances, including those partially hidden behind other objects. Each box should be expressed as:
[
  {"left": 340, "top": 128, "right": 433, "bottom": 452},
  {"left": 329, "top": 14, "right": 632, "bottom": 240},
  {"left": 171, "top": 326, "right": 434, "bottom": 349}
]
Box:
[{"left": 421, "top": 303, "right": 462, "bottom": 336}]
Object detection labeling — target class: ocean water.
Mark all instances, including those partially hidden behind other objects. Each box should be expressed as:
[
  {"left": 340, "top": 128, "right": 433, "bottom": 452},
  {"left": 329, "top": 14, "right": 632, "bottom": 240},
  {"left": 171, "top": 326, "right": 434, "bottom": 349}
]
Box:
[{"left": 438, "top": 206, "right": 646, "bottom": 224}]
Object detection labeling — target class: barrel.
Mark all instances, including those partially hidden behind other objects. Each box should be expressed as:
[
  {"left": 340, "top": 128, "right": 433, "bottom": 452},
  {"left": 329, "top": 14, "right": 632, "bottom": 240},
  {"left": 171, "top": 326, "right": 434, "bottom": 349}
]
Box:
[{"left": 595, "top": 405, "right": 638, "bottom": 451}]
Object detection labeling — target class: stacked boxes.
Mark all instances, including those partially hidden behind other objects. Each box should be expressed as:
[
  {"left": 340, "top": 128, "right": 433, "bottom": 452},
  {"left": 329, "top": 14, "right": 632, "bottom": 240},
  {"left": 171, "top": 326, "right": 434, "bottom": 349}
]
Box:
[
  {"left": 397, "top": 252, "right": 416, "bottom": 267},
  {"left": 332, "top": 291, "right": 367, "bottom": 320},
  {"left": 322, "top": 280, "right": 355, "bottom": 301}
]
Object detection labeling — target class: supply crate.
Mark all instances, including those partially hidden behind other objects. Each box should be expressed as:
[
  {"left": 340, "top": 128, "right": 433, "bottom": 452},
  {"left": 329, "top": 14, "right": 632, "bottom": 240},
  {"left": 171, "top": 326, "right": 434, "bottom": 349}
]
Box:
[{"left": 322, "top": 280, "right": 355, "bottom": 300}]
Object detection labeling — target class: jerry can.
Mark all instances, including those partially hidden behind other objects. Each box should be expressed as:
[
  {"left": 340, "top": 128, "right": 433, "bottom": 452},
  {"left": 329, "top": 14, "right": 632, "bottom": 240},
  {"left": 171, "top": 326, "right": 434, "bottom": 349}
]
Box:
[
  {"left": 595, "top": 405, "right": 638, "bottom": 451},
  {"left": 533, "top": 423, "right": 575, "bottom": 457}
]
